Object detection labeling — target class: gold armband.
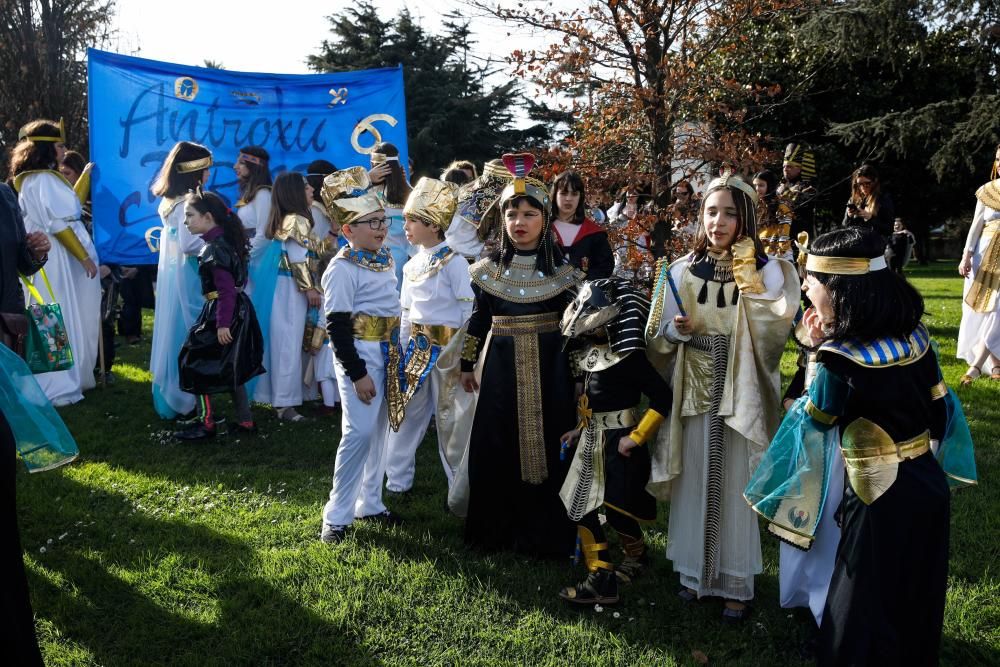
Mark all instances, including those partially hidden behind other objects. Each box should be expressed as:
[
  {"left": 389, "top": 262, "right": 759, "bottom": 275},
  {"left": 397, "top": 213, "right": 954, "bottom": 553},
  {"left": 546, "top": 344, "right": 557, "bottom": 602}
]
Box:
[
  {"left": 53, "top": 228, "right": 90, "bottom": 262},
  {"left": 731, "top": 237, "right": 765, "bottom": 294},
  {"left": 289, "top": 261, "right": 318, "bottom": 292},
  {"left": 461, "top": 333, "right": 481, "bottom": 363},
  {"left": 804, "top": 398, "right": 837, "bottom": 425},
  {"left": 929, "top": 381, "right": 948, "bottom": 401},
  {"left": 628, "top": 408, "right": 666, "bottom": 446}
]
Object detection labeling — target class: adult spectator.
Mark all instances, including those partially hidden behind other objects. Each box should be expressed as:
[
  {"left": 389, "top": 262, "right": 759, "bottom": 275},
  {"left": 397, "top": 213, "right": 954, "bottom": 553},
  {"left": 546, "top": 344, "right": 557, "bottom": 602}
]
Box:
[{"left": 842, "top": 164, "right": 895, "bottom": 242}]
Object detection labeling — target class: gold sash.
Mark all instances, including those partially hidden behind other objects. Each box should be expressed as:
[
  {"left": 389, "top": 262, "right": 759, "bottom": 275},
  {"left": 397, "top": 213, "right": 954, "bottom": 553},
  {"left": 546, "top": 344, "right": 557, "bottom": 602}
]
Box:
[{"left": 965, "top": 220, "right": 1000, "bottom": 313}]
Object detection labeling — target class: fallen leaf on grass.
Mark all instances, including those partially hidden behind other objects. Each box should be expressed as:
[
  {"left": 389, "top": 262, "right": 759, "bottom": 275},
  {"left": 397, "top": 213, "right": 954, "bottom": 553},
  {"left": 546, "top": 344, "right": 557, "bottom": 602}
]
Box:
[{"left": 691, "top": 649, "right": 708, "bottom": 664}]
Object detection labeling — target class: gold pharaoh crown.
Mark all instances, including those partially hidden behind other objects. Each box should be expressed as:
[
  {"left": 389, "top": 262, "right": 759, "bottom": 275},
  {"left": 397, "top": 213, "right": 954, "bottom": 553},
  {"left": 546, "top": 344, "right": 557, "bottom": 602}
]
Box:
[
  {"left": 321, "top": 166, "right": 385, "bottom": 227},
  {"left": 403, "top": 177, "right": 458, "bottom": 231},
  {"left": 707, "top": 169, "right": 759, "bottom": 206}
]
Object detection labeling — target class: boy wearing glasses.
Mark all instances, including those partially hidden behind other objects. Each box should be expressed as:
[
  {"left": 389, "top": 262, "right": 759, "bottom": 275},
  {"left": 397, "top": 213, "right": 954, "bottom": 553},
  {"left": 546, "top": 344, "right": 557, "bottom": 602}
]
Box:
[
  {"left": 318, "top": 167, "right": 402, "bottom": 544},
  {"left": 384, "top": 178, "right": 474, "bottom": 495}
]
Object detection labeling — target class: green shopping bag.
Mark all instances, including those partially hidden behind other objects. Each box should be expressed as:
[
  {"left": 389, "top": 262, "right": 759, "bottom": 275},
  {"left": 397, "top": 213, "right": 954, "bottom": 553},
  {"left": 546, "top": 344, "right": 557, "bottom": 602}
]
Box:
[{"left": 21, "top": 268, "right": 74, "bottom": 374}]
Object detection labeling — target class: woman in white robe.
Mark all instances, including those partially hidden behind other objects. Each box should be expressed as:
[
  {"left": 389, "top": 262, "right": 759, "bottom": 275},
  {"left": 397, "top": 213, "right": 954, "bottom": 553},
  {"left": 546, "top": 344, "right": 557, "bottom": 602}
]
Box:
[
  {"left": 148, "top": 141, "right": 213, "bottom": 418},
  {"left": 646, "top": 173, "right": 798, "bottom": 620},
  {"left": 957, "top": 148, "right": 1000, "bottom": 383},
  {"left": 11, "top": 119, "right": 101, "bottom": 406}
]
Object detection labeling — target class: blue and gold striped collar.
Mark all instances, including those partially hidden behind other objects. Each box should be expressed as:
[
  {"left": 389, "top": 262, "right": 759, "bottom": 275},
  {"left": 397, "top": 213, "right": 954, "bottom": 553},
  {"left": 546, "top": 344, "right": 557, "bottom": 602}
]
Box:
[{"left": 819, "top": 324, "right": 930, "bottom": 368}]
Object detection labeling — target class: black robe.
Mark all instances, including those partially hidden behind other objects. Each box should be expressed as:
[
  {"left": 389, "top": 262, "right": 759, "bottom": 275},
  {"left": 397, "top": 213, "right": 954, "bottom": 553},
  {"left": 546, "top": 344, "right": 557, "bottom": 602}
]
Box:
[
  {"left": 553, "top": 218, "right": 615, "bottom": 279},
  {"left": 817, "top": 349, "right": 950, "bottom": 666},
  {"left": 461, "top": 266, "right": 578, "bottom": 558}
]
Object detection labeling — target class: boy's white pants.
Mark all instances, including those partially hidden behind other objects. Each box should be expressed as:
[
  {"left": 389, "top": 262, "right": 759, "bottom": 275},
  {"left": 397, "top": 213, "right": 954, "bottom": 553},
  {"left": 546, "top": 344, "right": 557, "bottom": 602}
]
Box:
[
  {"left": 322, "top": 340, "right": 391, "bottom": 527},
  {"left": 384, "top": 368, "right": 455, "bottom": 492}
]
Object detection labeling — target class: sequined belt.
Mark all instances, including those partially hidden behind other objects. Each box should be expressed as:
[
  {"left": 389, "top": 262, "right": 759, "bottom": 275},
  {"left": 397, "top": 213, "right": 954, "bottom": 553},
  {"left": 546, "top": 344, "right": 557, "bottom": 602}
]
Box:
[
  {"left": 491, "top": 312, "right": 561, "bottom": 336},
  {"left": 352, "top": 314, "right": 400, "bottom": 342},
  {"left": 410, "top": 322, "right": 460, "bottom": 347}
]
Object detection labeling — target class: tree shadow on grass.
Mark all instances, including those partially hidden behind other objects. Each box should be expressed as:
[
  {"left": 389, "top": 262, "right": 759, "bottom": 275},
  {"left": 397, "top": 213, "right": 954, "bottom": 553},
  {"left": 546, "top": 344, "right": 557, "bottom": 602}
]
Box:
[{"left": 21, "top": 473, "right": 375, "bottom": 667}]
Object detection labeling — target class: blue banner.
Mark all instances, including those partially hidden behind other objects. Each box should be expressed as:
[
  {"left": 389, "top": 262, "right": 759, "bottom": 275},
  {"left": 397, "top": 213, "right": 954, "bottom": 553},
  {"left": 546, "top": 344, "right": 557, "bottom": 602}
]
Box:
[{"left": 87, "top": 48, "right": 408, "bottom": 264}]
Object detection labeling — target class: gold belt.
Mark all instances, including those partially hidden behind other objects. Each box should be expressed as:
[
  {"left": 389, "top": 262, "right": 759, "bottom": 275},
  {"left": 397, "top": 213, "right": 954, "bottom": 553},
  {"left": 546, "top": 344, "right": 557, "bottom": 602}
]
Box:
[
  {"left": 842, "top": 431, "right": 929, "bottom": 467},
  {"left": 841, "top": 420, "right": 930, "bottom": 505},
  {"left": 352, "top": 314, "right": 400, "bottom": 342},
  {"left": 588, "top": 408, "right": 638, "bottom": 430},
  {"left": 410, "top": 322, "right": 459, "bottom": 347},
  {"left": 491, "top": 312, "right": 560, "bottom": 336}
]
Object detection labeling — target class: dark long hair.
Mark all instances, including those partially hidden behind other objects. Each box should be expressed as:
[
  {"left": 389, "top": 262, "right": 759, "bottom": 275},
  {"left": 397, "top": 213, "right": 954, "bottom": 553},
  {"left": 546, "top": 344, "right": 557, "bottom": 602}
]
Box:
[
  {"left": 372, "top": 142, "right": 411, "bottom": 207},
  {"left": 753, "top": 170, "right": 779, "bottom": 198},
  {"left": 490, "top": 194, "right": 563, "bottom": 276},
  {"left": 550, "top": 170, "right": 587, "bottom": 223},
  {"left": 151, "top": 141, "right": 212, "bottom": 198},
  {"left": 265, "top": 171, "right": 313, "bottom": 239},
  {"left": 8, "top": 119, "right": 62, "bottom": 179},
  {"left": 185, "top": 189, "right": 249, "bottom": 265},
  {"left": 808, "top": 227, "right": 923, "bottom": 341},
  {"left": 237, "top": 146, "right": 273, "bottom": 201},
  {"left": 690, "top": 182, "right": 766, "bottom": 261},
  {"left": 61, "top": 150, "right": 87, "bottom": 179},
  {"left": 306, "top": 159, "right": 337, "bottom": 202}
]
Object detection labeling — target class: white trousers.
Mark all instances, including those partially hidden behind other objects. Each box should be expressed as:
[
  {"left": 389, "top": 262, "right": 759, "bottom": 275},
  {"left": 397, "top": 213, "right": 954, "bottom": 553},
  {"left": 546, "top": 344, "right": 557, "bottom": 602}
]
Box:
[
  {"left": 384, "top": 367, "right": 454, "bottom": 492},
  {"left": 322, "top": 340, "right": 390, "bottom": 527}
]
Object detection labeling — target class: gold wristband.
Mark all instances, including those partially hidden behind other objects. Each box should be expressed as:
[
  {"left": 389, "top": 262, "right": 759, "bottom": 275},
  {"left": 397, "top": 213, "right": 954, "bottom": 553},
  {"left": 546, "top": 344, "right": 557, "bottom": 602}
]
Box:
[
  {"left": 53, "top": 228, "right": 90, "bottom": 262},
  {"left": 628, "top": 408, "right": 666, "bottom": 446}
]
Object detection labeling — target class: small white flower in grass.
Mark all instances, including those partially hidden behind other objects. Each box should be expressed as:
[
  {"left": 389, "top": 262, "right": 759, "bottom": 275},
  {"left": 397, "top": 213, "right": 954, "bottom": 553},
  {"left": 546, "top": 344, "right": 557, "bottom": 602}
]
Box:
[
  {"left": 39, "top": 547, "right": 46, "bottom": 553},
  {"left": 129, "top": 539, "right": 135, "bottom": 544},
  {"left": 594, "top": 604, "right": 603, "bottom": 613},
  {"left": 613, "top": 612, "right": 621, "bottom": 619}
]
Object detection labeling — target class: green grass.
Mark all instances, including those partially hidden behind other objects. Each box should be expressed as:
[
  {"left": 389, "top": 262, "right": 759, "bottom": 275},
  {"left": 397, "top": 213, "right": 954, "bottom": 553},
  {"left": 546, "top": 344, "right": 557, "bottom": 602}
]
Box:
[{"left": 16, "top": 261, "right": 1000, "bottom": 665}]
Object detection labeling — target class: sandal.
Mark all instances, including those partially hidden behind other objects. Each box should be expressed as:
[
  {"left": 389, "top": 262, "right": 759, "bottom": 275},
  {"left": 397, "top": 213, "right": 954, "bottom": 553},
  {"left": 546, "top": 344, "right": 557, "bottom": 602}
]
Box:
[
  {"left": 991, "top": 369, "right": 1000, "bottom": 381},
  {"left": 559, "top": 569, "right": 620, "bottom": 605},
  {"left": 960, "top": 367, "right": 982, "bottom": 386},
  {"left": 721, "top": 601, "right": 753, "bottom": 623},
  {"left": 277, "top": 407, "right": 307, "bottom": 422},
  {"left": 677, "top": 587, "right": 698, "bottom": 603}
]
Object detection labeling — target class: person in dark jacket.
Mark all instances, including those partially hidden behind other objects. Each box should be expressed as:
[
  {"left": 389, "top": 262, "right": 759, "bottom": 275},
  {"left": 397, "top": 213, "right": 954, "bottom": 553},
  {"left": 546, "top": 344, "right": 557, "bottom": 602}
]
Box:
[
  {"left": 0, "top": 181, "right": 49, "bottom": 666},
  {"left": 549, "top": 171, "right": 615, "bottom": 279},
  {"left": 842, "top": 164, "right": 895, "bottom": 244}
]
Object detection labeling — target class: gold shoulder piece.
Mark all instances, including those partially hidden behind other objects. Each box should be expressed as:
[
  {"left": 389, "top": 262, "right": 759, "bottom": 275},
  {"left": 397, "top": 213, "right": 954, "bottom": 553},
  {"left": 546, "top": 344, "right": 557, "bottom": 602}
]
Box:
[{"left": 274, "top": 213, "right": 314, "bottom": 245}]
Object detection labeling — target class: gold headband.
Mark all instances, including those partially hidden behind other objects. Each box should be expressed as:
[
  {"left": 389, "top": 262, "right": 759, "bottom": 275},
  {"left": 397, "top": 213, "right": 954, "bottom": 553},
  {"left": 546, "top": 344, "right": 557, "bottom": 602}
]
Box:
[
  {"left": 805, "top": 254, "right": 888, "bottom": 275},
  {"left": 176, "top": 156, "right": 213, "bottom": 174},
  {"left": 18, "top": 117, "right": 66, "bottom": 143},
  {"left": 706, "top": 170, "right": 758, "bottom": 205}
]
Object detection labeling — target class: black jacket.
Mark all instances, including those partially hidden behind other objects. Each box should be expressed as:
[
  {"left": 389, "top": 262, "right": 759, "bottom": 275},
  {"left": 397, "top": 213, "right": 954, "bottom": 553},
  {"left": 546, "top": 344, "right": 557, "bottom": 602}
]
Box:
[{"left": 0, "top": 184, "right": 44, "bottom": 314}]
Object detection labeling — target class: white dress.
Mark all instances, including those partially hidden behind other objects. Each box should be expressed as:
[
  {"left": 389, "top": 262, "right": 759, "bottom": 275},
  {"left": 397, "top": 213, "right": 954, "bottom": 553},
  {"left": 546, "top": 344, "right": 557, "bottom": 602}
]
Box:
[
  {"left": 149, "top": 198, "right": 204, "bottom": 418},
  {"left": 957, "top": 200, "right": 1000, "bottom": 372},
  {"left": 237, "top": 188, "right": 272, "bottom": 252},
  {"left": 18, "top": 172, "right": 102, "bottom": 406},
  {"left": 252, "top": 231, "right": 309, "bottom": 409}
]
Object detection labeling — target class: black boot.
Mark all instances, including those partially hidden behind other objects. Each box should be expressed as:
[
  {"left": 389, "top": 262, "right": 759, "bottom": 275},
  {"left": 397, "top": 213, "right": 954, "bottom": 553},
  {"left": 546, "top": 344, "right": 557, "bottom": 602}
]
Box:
[
  {"left": 558, "top": 569, "right": 619, "bottom": 605},
  {"left": 174, "top": 421, "right": 217, "bottom": 441}
]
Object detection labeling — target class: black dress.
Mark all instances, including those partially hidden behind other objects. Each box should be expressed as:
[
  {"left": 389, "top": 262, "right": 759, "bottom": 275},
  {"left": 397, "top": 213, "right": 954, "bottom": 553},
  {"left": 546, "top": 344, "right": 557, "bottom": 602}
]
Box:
[
  {"left": 553, "top": 218, "right": 615, "bottom": 279},
  {"left": 178, "top": 235, "right": 264, "bottom": 395},
  {"left": 461, "top": 252, "right": 580, "bottom": 558},
  {"left": 817, "top": 348, "right": 950, "bottom": 666}
]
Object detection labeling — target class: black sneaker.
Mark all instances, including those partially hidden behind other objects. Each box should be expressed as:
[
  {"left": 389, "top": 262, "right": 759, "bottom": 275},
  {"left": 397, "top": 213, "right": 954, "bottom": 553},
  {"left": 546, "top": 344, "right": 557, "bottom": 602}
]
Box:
[
  {"left": 559, "top": 569, "right": 620, "bottom": 605},
  {"left": 359, "top": 509, "right": 403, "bottom": 527},
  {"left": 173, "top": 422, "right": 217, "bottom": 441},
  {"left": 320, "top": 523, "right": 348, "bottom": 544}
]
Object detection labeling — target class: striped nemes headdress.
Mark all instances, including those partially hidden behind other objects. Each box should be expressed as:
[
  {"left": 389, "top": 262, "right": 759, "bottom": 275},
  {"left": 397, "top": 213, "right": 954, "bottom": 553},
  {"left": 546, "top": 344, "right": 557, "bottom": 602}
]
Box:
[{"left": 783, "top": 143, "right": 816, "bottom": 181}]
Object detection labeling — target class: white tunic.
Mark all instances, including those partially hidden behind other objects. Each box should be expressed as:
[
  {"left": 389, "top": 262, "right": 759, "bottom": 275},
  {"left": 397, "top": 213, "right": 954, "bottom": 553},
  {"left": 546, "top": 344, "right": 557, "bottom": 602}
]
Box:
[
  {"left": 149, "top": 198, "right": 205, "bottom": 417},
  {"left": 253, "top": 237, "right": 309, "bottom": 409},
  {"left": 322, "top": 250, "right": 400, "bottom": 318},
  {"left": 238, "top": 188, "right": 272, "bottom": 251},
  {"left": 957, "top": 199, "right": 1000, "bottom": 372},
  {"left": 18, "top": 172, "right": 102, "bottom": 406},
  {"left": 400, "top": 241, "right": 474, "bottom": 340}
]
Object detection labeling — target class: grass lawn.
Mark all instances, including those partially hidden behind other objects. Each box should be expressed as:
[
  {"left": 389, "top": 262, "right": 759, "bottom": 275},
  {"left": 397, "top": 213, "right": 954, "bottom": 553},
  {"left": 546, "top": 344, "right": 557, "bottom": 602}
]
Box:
[{"left": 16, "top": 261, "right": 1000, "bottom": 666}]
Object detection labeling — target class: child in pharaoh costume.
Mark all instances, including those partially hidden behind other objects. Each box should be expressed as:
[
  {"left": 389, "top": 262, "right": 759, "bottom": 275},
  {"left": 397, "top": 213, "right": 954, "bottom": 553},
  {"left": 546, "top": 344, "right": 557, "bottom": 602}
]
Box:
[
  {"left": 646, "top": 171, "right": 799, "bottom": 620},
  {"left": 746, "top": 227, "right": 976, "bottom": 663},
  {"left": 557, "top": 278, "right": 672, "bottom": 605},
  {"left": 458, "top": 153, "right": 584, "bottom": 558},
  {"left": 318, "top": 167, "right": 401, "bottom": 543},
  {"left": 384, "top": 178, "right": 474, "bottom": 493}
]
